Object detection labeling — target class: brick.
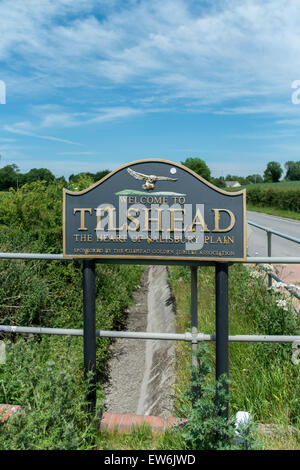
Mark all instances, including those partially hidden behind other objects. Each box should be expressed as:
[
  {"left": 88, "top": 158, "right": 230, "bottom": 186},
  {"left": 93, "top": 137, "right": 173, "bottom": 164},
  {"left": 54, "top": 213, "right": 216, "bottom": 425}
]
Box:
[
  {"left": 118, "top": 413, "right": 134, "bottom": 433},
  {"left": 100, "top": 412, "right": 113, "bottom": 431},
  {"left": 154, "top": 416, "right": 166, "bottom": 429},
  {"left": 166, "top": 416, "right": 177, "bottom": 429},
  {"left": 108, "top": 413, "right": 123, "bottom": 432},
  {"left": 131, "top": 414, "right": 145, "bottom": 428},
  {"left": 0, "top": 404, "right": 22, "bottom": 423},
  {"left": 152, "top": 416, "right": 166, "bottom": 433},
  {"left": 143, "top": 415, "right": 155, "bottom": 428},
  {"left": 99, "top": 412, "right": 187, "bottom": 434}
]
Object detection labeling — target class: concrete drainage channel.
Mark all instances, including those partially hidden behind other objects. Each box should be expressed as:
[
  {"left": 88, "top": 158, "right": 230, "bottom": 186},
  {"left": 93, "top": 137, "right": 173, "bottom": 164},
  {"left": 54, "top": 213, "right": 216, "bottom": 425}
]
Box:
[{"left": 103, "top": 265, "right": 177, "bottom": 431}]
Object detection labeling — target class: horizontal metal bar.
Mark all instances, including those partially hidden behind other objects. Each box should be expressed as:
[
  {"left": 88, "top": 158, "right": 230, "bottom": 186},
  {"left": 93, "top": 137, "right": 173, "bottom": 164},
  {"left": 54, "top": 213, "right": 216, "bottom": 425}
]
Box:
[
  {"left": 0, "top": 325, "right": 83, "bottom": 335},
  {"left": 245, "top": 257, "right": 300, "bottom": 264},
  {"left": 97, "top": 330, "right": 190, "bottom": 341},
  {"left": 206, "top": 334, "right": 300, "bottom": 343},
  {"left": 0, "top": 252, "right": 299, "bottom": 264},
  {"left": 0, "top": 325, "right": 191, "bottom": 341},
  {"left": 1, "top": 325, "right": 300, "bottom": 343},
  {"left": 248, "top": 221, "right": 300, "bottom": 244},
  {"left": 0, "top": 253, "right": 68, "bottom": 260}
]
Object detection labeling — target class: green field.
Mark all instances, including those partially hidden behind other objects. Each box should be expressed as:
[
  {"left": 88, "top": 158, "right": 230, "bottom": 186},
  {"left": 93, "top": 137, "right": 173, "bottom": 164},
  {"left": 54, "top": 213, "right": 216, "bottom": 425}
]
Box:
[
  {"left": 226, "top": 180, "right": 300, "bottom": 216},
  {"left": 227, "top": 180, "right": 300, "bottom": 191}
]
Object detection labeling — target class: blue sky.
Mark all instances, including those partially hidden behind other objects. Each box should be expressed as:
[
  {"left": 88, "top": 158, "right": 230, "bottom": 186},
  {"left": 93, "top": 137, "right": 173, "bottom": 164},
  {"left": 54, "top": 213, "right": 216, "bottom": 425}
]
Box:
[{"left": 1, "top": 0, "right": 300, "bottom": 179}]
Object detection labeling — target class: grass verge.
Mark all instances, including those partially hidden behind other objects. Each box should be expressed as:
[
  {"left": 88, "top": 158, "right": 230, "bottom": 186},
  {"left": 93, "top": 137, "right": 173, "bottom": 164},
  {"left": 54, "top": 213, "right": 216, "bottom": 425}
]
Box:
[
  {"left": 168, "top": 263, "right": 300, "bottom": 450},
  {"left": 247, "top": 203, "right": 300, "bottom": 221}
]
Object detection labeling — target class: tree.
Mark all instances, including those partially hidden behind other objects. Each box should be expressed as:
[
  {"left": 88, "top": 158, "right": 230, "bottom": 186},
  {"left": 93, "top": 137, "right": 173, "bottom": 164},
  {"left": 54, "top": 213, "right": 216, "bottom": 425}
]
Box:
[
  {"left": 0, "top": 164, "right": 21, "bottom": 190},
  {"left": 285, "top": 161, "right": 300, "bottom": 181},
  {"left": 225, "top": 174, "right": 248, "bottom": 185},
  {"left": 69, "top": 170, "right": 110, "bottom": 184},
  {"left": 69, "top": 172, "right": 95, "bottom": 183},
  {"left": 23, "top": 168, "right": 55, "bottom": 184},
  {"left": 94, "top": 170, "right": 110, "bottom": 182},
  {"left": 211, "top": 176, "right": 226, "bottom": 188},
  {"left": 263, "top": 161, "right": 283, "bottom": 183},
  {"left": 245, "top": 174, "right": 263, "bottom": 184},
  {"left": 181, "top": 158, "right": 211, "bottom": 181}
]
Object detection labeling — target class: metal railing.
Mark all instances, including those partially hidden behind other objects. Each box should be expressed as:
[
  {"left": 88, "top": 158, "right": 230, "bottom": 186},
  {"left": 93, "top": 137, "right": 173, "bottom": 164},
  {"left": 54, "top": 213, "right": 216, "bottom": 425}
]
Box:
[
  {"left": 248, "top": 220, "right": 300, "bottom": 247},
  {"left": 1, "top": 324, "right": 300, "bottom": 344},
  {"left": 0, "top": 248, "right": 299, "bottom": 413},
  {"left": 0, "top": 250, "right": 299, "bottom": 344},
  {"left": 0, "top": 251, "right": 299, "bottom": 264},
  {"left": 247, "top": 220, "right": 300, "bottom": 296}
]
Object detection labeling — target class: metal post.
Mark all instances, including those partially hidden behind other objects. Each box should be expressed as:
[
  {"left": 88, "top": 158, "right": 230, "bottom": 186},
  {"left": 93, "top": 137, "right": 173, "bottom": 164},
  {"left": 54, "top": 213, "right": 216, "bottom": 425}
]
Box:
[
  {"left": 215, "top": 262, "right": 229, "bottom": 419},
  {"left": 267, "top": 231, "right": 272, "bottom": 288},
  {"left": 190, "top": 266, "right": 198, "bottom": 367},
  {"left": 83, "top": 259, "right": 97, "bottom": 414}
]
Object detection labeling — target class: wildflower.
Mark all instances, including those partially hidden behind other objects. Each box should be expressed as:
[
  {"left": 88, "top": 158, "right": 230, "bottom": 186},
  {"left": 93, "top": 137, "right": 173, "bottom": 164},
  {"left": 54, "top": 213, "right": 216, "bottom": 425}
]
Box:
[
  {"left": 268, "top": 280, "right": 287, "bottom": 292},
  {"left": 275, "top": 299, "right": 288, "bottom": 311},
  {"left": 262, "top": 264, "right": 273, "bottom": 272},
  {"left": 249, "top": 270, "right": 262, "bottom": 279}
]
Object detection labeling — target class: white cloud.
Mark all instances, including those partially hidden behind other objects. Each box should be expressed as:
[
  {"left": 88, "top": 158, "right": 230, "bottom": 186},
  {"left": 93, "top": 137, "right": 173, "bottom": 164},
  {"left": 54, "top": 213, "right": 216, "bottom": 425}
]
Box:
[
  {"left": 57, "top": 151, "right": 96, "bottom": 156},
  {"left": 4, "top": 106, "right": 148, "bottom": 140},
  {"left": 4, "top": 123, "right": 83, "bottom": 145},
  {"left": 1, "top": 0, "right": 300, "bottom": 115}
]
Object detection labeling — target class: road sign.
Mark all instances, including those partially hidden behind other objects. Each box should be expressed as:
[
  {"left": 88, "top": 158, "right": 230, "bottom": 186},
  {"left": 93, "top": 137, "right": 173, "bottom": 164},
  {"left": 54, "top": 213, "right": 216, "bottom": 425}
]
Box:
[{"left": 63, "top": 159, "right": 246, "bottom": 261}]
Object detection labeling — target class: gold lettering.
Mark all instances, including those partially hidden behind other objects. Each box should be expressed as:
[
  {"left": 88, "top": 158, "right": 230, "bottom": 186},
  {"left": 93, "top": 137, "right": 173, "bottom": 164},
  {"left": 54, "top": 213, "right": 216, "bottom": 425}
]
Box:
[
  {"left": 73, "top": 208, "right": 92, "bottom": 231},
  {"left": 94, "top": 207, "right": 104, "bottom": 231},
  {"left": 128, "top": 196, "right": 137, "bottom": 204},
  {"left": 212, "top": 209, "right": 235, "bottom": 232},
  {"left": 95, "top": 206, "right": 125, "bottom": 231},
  {"left": 167, "top": 208, "right": 185, "bottom": 232},
  {"left": 187, "top": 208, "right": 208, "bottom": 232},
  {"left": 127, "top": 207, "right": 140, "bottom": 231},
  {"left": 143, "top": 208, "right": 163, "bottom": 232},
  {"left": 105, "top": 206, "right": 116, "bottom": 230}
]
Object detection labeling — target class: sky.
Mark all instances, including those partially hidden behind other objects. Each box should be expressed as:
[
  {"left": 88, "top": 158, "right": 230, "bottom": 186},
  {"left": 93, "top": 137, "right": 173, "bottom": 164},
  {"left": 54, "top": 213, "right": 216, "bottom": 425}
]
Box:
[{"left": 1, "top": 0, "right": 300, "bottom": 179}]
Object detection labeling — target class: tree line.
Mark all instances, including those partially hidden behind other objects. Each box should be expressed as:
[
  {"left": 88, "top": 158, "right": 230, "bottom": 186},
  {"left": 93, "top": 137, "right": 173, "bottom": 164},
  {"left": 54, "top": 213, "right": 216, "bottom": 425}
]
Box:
[
  {"left": 0, "top": 164, "right": 110, "bottom": 191},
  {"left": 0, "top": 159, "right": 299, "bottom": 191},
  {"left": 181, "top": 158, "right": 300, "bottom": 187}
]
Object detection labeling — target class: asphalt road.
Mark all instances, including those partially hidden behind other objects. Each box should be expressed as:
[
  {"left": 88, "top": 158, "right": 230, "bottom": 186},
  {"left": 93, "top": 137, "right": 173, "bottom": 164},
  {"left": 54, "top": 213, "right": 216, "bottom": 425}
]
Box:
[{"left": 247, "top": 211, "right": 300, "bottom": 258}]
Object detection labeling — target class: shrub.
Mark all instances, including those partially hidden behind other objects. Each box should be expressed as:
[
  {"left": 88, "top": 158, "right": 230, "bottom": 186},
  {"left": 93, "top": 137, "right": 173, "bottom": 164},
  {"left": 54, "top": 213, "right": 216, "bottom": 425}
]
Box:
[
  {"left": 180, "top": 344, "right": 259, "bottom": 450},
  {"left": 246, "top": 185, "right": 300, "bottom": 212},
  {"left": 0, "top": 338, "right": 100, "bottom": 450}
]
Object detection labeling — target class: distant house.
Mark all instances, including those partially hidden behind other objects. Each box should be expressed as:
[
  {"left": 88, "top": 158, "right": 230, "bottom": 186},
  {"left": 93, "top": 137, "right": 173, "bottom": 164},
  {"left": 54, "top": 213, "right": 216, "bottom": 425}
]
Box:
[{"left": 225, "top": 181, "right": 241, "bottom": 188}]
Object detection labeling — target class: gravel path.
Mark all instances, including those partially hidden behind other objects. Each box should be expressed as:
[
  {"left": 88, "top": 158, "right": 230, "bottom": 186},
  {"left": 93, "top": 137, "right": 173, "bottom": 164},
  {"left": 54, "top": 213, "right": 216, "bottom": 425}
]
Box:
[{"left": 104, "top": 266, "right": 176, "bottom": 417}]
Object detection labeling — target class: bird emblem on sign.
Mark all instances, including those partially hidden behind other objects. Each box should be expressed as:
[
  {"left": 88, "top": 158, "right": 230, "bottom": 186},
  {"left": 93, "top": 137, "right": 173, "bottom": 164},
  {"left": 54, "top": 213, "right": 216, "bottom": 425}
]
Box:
[{"left": 127, "top": 167, "right": 177, "bottom": 191}]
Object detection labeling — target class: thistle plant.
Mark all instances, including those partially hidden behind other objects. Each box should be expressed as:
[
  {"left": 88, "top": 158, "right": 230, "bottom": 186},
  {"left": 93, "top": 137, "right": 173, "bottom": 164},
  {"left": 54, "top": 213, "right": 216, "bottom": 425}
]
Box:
[{"left": 180, "top": 343, "right": 259, "bottom": 450}]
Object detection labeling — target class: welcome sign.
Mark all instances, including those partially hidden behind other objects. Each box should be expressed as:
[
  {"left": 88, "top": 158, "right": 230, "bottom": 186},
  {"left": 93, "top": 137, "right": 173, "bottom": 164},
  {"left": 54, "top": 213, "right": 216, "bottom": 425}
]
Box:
[{"left": 63, "top": 159, "right": 246, "bottom": 261}]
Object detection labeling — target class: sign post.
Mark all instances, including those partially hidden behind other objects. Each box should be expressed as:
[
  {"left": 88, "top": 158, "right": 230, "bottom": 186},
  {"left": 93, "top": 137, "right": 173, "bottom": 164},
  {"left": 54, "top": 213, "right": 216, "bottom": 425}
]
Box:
[
  {"left": 63, "top": 159, "right": 246, "bottom": 414},
  {"left": 215, "top": 262, "right": 229, "bottom": 419},
  {"left": 83, "top": 259, "right": 97, "bottom": 414},
  {"left": 190, "top": 266, "right": 198, "bottom": 368}
]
